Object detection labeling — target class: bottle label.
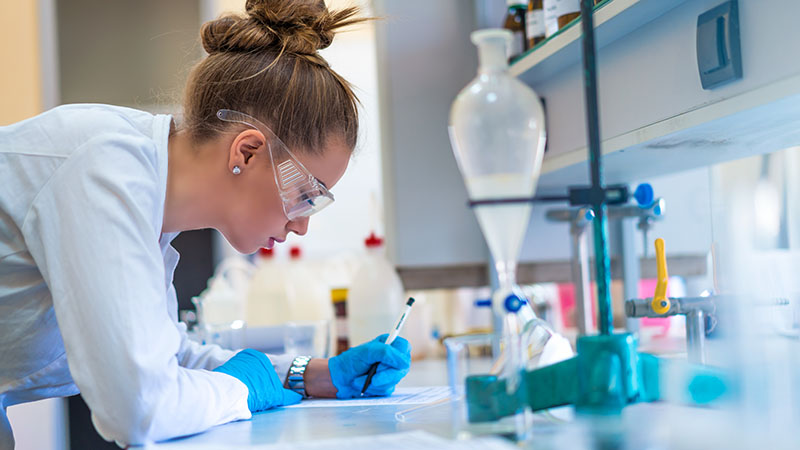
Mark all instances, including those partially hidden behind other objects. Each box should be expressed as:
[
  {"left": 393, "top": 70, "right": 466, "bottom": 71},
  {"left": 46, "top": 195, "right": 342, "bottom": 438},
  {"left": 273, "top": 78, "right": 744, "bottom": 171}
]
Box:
[
  {"left": 526, "top": 10, "right": 545, "bottom": 39},
  {"left": 508, "top": 30, "right": 525, "bottom": 58},
  {"left": 544, "top": 0, "right": 579, "bottom": 36},
  {"left": 553, "top": 0, "right": 580, "bottom": 17},
  {"left": 336, "top": 317, "right": 348, "bottom": 337}
]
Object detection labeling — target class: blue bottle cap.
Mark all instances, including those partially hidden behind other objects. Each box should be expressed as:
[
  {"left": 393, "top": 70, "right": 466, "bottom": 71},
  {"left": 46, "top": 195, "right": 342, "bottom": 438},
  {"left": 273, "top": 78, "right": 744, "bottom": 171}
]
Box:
[
  {"left": 634, "top": 183, "right": 655, "bottom": 208},
  {"left": 504, "top": 294, "right": 522, "bottom": 313}
]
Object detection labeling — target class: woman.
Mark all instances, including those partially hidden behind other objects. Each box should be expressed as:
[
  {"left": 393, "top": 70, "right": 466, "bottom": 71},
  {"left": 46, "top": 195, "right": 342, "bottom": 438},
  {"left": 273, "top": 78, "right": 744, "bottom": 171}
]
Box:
[{"left": 0, "top": 0, "right": 410, "bottom": 447}]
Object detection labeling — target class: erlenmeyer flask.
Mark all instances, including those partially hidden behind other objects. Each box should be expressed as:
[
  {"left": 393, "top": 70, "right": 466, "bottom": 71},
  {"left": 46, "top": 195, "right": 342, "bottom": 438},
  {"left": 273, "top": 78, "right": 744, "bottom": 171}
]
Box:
[{"left": 448, "top": 28, "right": 548, "bottom": 439}]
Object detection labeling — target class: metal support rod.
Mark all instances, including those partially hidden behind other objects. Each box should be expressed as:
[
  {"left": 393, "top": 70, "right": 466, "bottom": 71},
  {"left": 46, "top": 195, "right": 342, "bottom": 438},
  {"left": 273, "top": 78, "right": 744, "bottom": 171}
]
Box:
[
  {"left": 685, "top": 310, "right": 706, "bottom": 364},
  {"left": 618, "top": 218, "right": 641, "bottom": 333},
  {"left": 571, "top": 223, "right": 594, "bottom": 335},
  {"left": 579, "top": 0, "right": 613, "bottom": 335}
]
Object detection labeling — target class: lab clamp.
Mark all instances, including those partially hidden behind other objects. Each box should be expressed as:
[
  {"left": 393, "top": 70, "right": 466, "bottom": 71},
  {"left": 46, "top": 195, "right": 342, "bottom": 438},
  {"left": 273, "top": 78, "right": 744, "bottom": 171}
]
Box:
[
  {"left": 463, "top": 0, "right": 730, "bottom": 423},
  {"left": 465, "top": 239, "right": 729, "bottom": 421},
  {"left": 545, "top": 184, "right": 665, "bottom": 335},
  {"left": 625, "top": 238, "right": 716, "bottom": 365},
  {"left": 624, "top": 240, "right": 789, "bottom": 366}
]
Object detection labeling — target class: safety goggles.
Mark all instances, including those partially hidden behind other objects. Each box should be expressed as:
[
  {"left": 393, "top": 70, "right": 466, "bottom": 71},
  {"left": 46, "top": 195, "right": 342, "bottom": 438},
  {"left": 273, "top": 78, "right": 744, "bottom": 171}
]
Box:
[{"left": 217, "top": 109, "right": 335, "bottom": 221}]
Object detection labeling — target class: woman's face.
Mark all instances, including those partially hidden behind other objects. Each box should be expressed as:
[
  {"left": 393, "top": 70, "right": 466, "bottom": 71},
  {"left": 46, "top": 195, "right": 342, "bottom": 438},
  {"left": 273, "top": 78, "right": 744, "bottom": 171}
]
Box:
[{"left": 220, "top": 132, "right": 351, "bottom": 254}]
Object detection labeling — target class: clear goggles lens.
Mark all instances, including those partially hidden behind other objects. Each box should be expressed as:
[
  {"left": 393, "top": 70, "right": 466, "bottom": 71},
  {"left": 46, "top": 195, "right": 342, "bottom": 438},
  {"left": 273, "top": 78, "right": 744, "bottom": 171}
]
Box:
[
  {"left": 216, "top": 109, "right": 335, "bottom": 220},
  {"left": 284, "top": 187, "right": 335, "bottom": 220}
]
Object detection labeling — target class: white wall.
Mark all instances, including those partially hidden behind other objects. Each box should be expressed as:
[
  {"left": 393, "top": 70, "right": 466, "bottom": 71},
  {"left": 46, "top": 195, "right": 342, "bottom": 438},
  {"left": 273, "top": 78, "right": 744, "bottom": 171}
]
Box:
[{"left": 287, "top": 23, "right": 385, "bottom": 259}]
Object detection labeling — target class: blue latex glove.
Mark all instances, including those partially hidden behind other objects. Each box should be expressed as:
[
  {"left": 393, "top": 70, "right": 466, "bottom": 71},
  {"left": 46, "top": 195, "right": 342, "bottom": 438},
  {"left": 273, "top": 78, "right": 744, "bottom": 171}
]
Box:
[
  {"left": 213, "top": 349, "right": 302, "bottom": 412},
  {"left": 328, "top": 334, "right": 411, "bottom": 398}
]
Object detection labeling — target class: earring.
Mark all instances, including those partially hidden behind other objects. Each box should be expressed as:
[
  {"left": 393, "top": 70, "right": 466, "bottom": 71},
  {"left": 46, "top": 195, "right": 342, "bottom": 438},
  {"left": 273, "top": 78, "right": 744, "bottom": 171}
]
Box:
[{"left": 232, "top": 166, "right": 241, "bottom": 175}]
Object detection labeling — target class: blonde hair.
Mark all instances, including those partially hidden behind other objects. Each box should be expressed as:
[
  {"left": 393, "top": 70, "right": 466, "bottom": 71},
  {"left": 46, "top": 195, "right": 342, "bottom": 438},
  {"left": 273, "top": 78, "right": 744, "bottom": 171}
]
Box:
[{"left": 183, "top": 0, "right": 368, "bottom": 154}]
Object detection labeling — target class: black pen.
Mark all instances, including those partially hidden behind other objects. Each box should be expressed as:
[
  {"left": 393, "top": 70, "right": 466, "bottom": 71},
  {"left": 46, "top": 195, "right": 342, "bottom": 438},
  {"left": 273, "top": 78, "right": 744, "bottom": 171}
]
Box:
[{"left": 360, "top": 297, "right": 415, "bottom": 395}]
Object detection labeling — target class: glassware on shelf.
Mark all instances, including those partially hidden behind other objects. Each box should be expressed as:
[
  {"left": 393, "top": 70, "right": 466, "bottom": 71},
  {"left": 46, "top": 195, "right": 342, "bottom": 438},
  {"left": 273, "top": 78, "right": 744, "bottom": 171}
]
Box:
[
  {"left": 555, "top": 0, "right": 581, "bottom": 30},
  {"left": 503, "top": 0, "right": 529, "bottom": 60},
  {"left": 544, "top": 0, "right": 580, "bottom": 36},
  {"left": 526, "top": 0, "right": 546, "bottom": 48}
]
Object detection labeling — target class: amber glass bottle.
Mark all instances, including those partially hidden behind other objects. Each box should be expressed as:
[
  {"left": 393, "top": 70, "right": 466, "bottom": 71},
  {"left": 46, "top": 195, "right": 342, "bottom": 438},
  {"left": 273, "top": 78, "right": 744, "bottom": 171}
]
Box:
[
  {"left": 556, "top": 0, "right": 581, "bottom": 29},
  {"left": 526, "top": 0, "right": 545, "bottom": 48},
  {"left": 503, "top": 0, "right": 528, "bottom": 60}
]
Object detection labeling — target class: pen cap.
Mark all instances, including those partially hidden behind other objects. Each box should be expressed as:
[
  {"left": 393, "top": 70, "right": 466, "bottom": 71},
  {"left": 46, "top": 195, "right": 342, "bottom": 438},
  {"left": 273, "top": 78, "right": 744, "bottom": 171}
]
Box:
[{"left": 397, "top": 293, "right": 435, "bottom": 360}]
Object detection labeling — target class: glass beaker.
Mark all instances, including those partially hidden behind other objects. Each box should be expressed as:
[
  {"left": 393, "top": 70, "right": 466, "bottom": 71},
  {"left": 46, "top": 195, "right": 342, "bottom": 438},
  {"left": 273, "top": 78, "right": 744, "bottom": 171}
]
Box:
[
  {"left": 444, "top": 333, "right": 495, "bottom": 398},
  {"left": 283, "top": 320, "right": 331, "bottom": 358}
]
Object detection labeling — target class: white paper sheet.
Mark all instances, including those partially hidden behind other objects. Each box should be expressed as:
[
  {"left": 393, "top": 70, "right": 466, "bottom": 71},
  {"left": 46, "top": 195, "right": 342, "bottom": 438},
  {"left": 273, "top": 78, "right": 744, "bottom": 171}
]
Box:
[{"left": 284, "top": 386, "right": 452, "bottom": 408}]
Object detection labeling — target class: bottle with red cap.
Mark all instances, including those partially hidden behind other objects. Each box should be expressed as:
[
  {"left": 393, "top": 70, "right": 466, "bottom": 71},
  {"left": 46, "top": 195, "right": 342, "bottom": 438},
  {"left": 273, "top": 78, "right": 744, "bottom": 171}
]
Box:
[
  {"left": 245, "top": 247, "right": 291, "bottom": 328},
  {"left": 284, "top": 245, "right": 332, "bottom": 322},
  {"left": 284, "top": 245, "right": 335, "bottom": 356},
  {"left": 347, "top": 232, "right": 405, "bottom": 348}
]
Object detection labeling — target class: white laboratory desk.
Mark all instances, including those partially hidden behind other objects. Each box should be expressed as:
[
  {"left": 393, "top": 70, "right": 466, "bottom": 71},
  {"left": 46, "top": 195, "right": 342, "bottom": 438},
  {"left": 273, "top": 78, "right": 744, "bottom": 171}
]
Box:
[
  {"left": 141, "top": 359, "right": 462, "bottom": 449},
  {"left": 141, "top": 358, "right": 795, "bottom": 449}
]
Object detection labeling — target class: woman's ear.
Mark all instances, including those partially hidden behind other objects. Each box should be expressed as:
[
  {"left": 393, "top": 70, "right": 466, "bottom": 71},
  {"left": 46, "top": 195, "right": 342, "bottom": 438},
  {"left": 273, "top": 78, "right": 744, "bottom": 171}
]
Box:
[{"left": 228, "top": 129, "right": 266, "bottom": 173}]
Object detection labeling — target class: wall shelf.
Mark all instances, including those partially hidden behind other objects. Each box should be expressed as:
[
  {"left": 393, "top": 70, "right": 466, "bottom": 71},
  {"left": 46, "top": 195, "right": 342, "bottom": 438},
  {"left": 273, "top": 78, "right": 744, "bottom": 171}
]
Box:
[
  {"left": 398, "top": 254, "right": 707, "bottom": 290},
  {"left": 509, "top": 0, "right": 800, "bottom": 192},
  {"left": 538, "top": 74, "right": 800, "bottom": 190},
  {"left": 510, "top": 0, "right": 691, "bottom": 84}
]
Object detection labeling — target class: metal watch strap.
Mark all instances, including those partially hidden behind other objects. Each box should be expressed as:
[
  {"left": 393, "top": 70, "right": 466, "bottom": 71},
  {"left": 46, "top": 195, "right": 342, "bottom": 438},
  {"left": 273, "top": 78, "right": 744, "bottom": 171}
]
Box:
[{"left": 286, "top": 356, "right": 311, "bottom": 398}]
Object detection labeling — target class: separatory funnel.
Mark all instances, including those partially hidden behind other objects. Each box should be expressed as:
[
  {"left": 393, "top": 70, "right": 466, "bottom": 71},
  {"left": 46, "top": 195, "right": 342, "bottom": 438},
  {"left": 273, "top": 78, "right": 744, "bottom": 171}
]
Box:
[{"left": 448, "top": 28, "right": 555, "bottom": 439}]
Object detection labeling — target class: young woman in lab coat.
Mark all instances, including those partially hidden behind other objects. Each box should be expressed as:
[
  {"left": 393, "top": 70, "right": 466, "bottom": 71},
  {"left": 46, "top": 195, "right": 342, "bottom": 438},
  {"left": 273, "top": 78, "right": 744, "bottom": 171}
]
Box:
[{"left": 0, "top": 0, "right": 411, "bottom": 447}]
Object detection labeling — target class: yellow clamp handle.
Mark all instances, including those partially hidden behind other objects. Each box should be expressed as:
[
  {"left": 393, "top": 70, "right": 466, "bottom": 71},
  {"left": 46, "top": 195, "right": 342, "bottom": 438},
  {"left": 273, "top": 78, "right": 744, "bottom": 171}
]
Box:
[{"left": 651, "top": 238, "right": 671, "bottom": 315}]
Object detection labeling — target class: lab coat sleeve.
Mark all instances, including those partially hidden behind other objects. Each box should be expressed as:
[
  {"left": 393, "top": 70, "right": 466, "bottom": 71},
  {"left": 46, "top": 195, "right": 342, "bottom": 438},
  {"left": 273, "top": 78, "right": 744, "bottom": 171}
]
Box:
[{"left": 21, "top": 134, "right": 251, "bottom": 446}]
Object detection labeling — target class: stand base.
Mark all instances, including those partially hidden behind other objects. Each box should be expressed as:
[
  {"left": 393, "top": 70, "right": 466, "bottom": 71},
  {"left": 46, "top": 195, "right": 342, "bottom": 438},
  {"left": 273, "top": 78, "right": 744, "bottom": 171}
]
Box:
[{"left": 466, "top": 333, "right": 727, "bottom": 422}]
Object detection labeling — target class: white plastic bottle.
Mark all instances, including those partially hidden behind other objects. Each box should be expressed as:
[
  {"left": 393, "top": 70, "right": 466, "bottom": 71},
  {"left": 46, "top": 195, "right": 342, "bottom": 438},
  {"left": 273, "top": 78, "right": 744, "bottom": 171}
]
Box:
[
  {"left": 284, "top": 246, "right": 334, "bottom": 323},
  {"left": 192, "top": 256, "right": 253, "bottom": 349},
  {"left": 284, "top": 246, "right": 336, "bottom": 356},
  {"left": 347, "top": 233, "right": 405, "bottom": 347},
  {"left": 245, "top": 248, "right": 291, "bottom": 327}
]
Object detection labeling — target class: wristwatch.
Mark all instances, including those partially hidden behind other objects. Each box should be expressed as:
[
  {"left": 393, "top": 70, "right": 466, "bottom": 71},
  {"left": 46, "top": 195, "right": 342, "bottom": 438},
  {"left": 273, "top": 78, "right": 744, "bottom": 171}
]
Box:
[{"left": 286, "top": 356, "right": 312, "bottom": 398}]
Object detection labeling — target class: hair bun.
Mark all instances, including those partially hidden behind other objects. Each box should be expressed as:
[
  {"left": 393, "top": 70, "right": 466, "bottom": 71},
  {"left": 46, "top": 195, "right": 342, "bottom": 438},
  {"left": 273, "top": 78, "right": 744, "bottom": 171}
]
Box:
[{"left": 201, "top": 0, "right": 364, "bottom": 56}]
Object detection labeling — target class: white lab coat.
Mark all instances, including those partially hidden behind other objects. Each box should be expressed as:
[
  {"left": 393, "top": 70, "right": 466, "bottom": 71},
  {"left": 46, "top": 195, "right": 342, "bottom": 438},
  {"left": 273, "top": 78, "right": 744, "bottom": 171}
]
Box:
[{"left": 0, "top": 104, "right": 291, "bottom": 448}]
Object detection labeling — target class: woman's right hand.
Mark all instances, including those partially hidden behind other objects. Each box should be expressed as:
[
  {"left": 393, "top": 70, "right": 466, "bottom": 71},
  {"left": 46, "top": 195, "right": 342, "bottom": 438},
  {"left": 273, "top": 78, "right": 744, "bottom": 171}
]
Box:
[{"left": 328, "top": 334, "right": 411, "bottom": 398}]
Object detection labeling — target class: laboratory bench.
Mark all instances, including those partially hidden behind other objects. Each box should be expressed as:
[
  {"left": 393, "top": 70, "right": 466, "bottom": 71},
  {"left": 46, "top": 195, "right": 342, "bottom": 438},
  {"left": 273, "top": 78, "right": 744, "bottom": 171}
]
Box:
[{"left": 139, "top": 355, "right": 789, "bottom": 450}]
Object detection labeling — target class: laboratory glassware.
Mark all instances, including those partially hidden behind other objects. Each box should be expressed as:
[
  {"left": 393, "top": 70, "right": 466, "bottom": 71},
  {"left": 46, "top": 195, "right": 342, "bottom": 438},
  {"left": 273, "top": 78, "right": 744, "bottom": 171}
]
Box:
[
  {"left": 503, "top": 0, "right": 528, "bottom": 60},
  {"left": 445, "top": 334, "right": 495, "bottom": 399},
  {"left": 526, "top": 0, "right": 546, "bottom": 48},
  {"left": 216, "top": 109, "right": 334, "bottom": 221},
  {"left": 448, "top": 28, "right": 548, "bottom": 439},
  {"left": 283, "top": 320, "right": 331, "bottom": 358}
]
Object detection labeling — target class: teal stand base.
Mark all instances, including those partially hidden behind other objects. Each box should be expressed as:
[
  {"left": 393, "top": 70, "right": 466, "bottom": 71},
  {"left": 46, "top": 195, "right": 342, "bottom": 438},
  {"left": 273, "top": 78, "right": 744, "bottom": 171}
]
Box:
[{"left": 466, "top": 333, "right": 727, "bottom": 422}]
